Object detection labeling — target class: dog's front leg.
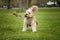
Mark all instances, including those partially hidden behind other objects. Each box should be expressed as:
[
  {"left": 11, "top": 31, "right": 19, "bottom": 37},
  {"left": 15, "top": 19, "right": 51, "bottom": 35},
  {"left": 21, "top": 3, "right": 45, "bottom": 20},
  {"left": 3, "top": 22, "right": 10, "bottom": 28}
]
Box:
[
  {"left": 32, "top": 22, "right": 37, "bottom": 32},
  {"left": 22, "top": 20, "right": 27, "bottom": 32}
]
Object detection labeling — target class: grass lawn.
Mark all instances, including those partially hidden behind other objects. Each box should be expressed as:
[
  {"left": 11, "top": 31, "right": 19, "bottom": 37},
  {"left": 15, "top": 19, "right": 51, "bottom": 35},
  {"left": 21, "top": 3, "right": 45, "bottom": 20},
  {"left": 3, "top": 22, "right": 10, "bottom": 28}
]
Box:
[{"left": 0, "top": 8, "right": 60, "bottom": 40}]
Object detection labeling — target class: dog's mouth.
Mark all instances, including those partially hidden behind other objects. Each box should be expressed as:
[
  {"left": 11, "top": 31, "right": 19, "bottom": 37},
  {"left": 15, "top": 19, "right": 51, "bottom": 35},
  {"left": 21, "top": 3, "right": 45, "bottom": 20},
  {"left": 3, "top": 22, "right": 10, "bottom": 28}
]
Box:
[
  {"left": 24, "top": 15, "right": 28, "bottom": 17},
  {"left": 24, "top": 14, "right": 33, "bottom": 19},
  {"left": 24, "top": 15, "right": 33, "bottom": 19},
  {"left": 24, "top": 14, "right": 29, "bottom": 17}
]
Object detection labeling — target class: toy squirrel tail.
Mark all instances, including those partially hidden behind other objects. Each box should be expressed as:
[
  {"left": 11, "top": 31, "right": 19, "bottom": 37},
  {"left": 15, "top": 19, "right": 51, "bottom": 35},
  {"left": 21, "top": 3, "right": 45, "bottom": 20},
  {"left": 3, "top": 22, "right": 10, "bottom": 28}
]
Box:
[
  {"left": 13, "top": 11, "right": 18, "bottom": 17},
  {"left": 13, "top": 11, "right": 24, "bottom": 18}
]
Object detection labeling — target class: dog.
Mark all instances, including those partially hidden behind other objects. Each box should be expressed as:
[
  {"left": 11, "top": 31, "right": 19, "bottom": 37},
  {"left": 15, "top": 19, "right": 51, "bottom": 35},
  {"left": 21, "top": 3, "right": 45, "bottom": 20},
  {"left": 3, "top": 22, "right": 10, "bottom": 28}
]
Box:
[{"left": 13, "top": 5, "right": 38, "bottom": 32}]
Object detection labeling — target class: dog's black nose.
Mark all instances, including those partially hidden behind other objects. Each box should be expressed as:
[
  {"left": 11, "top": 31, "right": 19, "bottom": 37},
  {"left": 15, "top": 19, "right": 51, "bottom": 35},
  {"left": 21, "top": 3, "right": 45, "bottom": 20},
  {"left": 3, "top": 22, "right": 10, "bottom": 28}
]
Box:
[
  {"left": 26, "top": 14, "right": 28, "bottom": 15},
  {"left": 24, "top": 14, "right": 27, "bottom": 17}
]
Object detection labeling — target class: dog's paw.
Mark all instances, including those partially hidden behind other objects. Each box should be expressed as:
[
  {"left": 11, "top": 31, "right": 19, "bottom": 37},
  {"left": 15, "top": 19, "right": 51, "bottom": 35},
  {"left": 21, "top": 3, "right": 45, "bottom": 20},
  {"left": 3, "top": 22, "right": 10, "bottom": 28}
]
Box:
[
  {"left": 22, "top": 30, "right": 26, "bottom": 32},
  {"left": 32, "top": 30, "right": 37, "bottom": 32}
]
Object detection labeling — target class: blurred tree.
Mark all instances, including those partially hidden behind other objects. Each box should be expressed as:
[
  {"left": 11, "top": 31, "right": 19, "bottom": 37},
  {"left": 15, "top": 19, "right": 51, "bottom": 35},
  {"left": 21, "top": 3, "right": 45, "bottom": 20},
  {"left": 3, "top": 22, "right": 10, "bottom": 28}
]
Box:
[
  {"left": 0, "top": 0, "right": 3, "bottom": 8},
  {"left": 7, "top": 0, "right": 11, "bottom": 9},
  {"left": 31, "top": 0, "right": 38, "bottom": 5},
  {"left": 57, "top": 0, "right": 60, "bottom": 7},
  {"left": 19, "top": 0, "right": 24, "bottom": 10},
  {"left": 1, "top": 0, "right": 11, "bottom": 9},
  {"left": 28, "top": 0, "right": 31, "bottom": 7}
]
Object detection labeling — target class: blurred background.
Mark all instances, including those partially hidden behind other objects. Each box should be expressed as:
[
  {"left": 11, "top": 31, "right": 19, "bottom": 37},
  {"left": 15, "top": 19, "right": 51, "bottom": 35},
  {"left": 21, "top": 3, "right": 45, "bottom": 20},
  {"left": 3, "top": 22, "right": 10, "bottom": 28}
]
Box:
[
  {"left": 0, "top": 0, "right": 60, "bottom": 9},
  {"left": 0, "top": 0, "right": 60, "bottom": 40}
]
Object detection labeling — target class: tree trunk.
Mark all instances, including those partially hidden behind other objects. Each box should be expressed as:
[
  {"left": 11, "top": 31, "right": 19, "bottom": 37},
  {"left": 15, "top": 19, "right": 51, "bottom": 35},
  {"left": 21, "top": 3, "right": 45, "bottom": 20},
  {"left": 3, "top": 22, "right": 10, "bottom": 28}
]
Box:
[
  {"left": 28, "top": 0, "right": 31, "bottom": 7},
  {"left": 31, "top": 0, "right": 38, "bottom": 5},
  {"left": 7, "top": 0, "right": 11, "bottom": 9}
]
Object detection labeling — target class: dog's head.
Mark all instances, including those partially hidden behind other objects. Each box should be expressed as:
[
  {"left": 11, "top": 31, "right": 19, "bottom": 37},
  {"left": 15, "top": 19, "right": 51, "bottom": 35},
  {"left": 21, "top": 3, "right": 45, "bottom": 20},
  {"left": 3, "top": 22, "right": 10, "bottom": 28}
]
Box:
[
  {"left": 24, "top": 5, "right": 38, "bottom": 18},
  {"left": 24, "top": 9, "right": 33, "bottom": 18}
]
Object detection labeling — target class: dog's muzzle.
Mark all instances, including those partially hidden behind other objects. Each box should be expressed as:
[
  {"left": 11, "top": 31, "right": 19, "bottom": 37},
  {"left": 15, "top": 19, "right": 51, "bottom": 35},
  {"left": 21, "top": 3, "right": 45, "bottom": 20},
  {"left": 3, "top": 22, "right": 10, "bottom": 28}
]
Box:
[
  {"left": 24, "top": 14, "right": 33, "bottom": 19},
  {"left": 24, "top": 14, "right": 28, "bottom": 17}
]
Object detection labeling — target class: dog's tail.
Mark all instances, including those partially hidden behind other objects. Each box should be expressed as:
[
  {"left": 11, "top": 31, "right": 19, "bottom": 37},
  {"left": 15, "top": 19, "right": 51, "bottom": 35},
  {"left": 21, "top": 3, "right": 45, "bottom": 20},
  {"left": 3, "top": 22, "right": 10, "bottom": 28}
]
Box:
[{"left": 13, "top": 11, "right": 24, "bottom": 18}]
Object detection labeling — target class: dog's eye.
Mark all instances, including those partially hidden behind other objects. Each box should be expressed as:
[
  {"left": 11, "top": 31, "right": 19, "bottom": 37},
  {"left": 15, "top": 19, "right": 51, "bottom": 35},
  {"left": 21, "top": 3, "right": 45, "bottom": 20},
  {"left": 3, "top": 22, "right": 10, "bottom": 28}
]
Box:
[{"left": 28, "top": 12, "right": 30, "bottom": 14}]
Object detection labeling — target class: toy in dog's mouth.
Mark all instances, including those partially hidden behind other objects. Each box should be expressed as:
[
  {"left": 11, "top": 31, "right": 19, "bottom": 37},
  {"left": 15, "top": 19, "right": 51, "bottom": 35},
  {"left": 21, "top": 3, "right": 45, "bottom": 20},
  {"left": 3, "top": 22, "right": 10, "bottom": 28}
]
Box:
[
  {"left": 24, "top": 15, "right": 33, "bottom": 19},
  {"left": 24, "top": 13, "right": 32, "bottom": 18},
  {"left": 24, "top": 14, "right": 32, "bottom": 18}
]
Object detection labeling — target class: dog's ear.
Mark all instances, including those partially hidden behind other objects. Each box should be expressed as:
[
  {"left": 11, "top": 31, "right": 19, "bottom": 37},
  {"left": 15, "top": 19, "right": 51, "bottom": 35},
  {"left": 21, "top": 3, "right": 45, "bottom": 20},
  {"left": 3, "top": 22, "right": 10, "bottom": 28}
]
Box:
[{"left": 31, "top": 6, "right": 38, "bottom": 13}]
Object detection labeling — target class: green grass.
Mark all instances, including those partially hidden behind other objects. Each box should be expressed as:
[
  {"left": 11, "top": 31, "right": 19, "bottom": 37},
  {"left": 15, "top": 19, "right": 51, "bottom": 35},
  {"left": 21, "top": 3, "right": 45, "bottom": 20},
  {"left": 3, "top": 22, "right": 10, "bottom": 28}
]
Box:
[{"left": 0, "top": 8, "right": 60, "bottom": 40}]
